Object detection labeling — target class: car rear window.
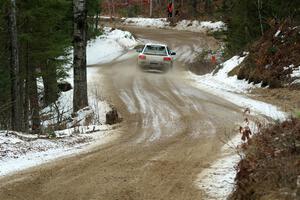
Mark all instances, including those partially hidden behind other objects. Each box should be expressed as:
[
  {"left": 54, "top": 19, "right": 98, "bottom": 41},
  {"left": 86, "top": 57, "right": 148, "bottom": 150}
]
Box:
[{"left": 143, "top": 45, "right": 167, "bottom": 56}]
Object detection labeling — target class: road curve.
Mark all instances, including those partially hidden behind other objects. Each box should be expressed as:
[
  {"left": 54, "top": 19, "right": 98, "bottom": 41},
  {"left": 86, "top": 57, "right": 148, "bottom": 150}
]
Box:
[{"left": 0, "top": 27, "right": 243, "bottom": 200}]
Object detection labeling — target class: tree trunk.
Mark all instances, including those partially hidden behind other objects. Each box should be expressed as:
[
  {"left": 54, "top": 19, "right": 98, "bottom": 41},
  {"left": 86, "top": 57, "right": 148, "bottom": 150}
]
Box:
[
  {"left": 28, "top": 65, "right": 41, "bottom": 133},
  {"left": 42, "top": 62, "right": 58, "bottom": 106},
  {"left": 150, "top": 0, "right": 153, "bottom": 17},
  {"left": 257, "top": 0, "right": 264, "bottom": 36},
  {"left": 172, "top": 0, "right": 175, "bottom": 19},
  {"left": 73, "top": 0, "right": 88, "bottom": 113},
  {"left": 106, "top": 0, "right": 112, "bottom": 20},
  {"left": 190, "top": 0, "right": 198, "bottom": 16},
  {"left": 111, "top": 0, "right": 115, "bottom": 17},
  {"left": 204, "top": 0, "right": 213, "bottom": 15},
  {"left": 8, "top": 0, "right": 22, "bottom": 131},
  {"left": 95, "top": 9, "right": 99, "bottom": 30},
  {"left": 23, "top": 41, "right": 29, "bottom": 133}
]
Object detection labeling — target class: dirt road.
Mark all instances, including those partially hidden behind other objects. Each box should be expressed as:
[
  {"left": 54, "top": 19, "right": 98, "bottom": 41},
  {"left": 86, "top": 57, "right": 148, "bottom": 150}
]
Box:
[{"left": 0, "top": 27, "right": 243, "bottom": 200}]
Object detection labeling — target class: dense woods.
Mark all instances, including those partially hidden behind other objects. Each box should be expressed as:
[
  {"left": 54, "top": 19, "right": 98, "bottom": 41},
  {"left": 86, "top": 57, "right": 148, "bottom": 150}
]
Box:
[
  {"left": 225, "top": 0, "right": 300, "bottom": 54},
  {"left": 0, "top": 0, "right": 100, "bottom": 132}
]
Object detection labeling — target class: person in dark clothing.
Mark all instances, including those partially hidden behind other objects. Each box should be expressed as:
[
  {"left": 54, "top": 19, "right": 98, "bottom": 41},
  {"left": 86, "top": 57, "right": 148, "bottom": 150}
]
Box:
[{"left": 167, "top": 2, "right": 173, "bottom": 18}]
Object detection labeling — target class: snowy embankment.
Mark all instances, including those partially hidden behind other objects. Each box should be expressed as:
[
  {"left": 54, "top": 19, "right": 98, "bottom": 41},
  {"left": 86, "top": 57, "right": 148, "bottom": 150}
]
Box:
[
  {"left": 0, "top": 27, "right": 137, "bottom": 177},
  {"left": 189, "top": 54, "right": 287, "bottom": 120},
  {"left": 287, "top": 65, "right": 300, "bottom": 85},
  {"left": 87, "top": 27, "right": 137, "bottom": 65},
  {"left": 122, "top": 17, "right": 226, "bottom": 33},
  {"left": 190, "top": 54, "right": 288, "bottom": 199}
]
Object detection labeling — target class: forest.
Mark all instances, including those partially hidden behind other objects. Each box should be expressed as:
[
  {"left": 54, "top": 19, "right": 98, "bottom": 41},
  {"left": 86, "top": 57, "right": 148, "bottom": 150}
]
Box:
[{"left": 0, "top": 0, "right": 100, "bottom": 133}]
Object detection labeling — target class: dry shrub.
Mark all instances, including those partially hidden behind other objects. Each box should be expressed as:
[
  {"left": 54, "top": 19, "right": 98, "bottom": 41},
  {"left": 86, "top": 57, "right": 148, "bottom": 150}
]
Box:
[
  {"left": 237, "top": 21, "right": 300, "bottom": 88},
  {"left": 230, "top": 118, "right": 300, "bottom": 200}
]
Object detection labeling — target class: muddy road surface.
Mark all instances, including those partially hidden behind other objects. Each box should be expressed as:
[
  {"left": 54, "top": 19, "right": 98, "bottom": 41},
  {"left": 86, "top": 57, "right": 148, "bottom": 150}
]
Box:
[{"left": 0, "top": 27, "right": 243, "bottom": 200}]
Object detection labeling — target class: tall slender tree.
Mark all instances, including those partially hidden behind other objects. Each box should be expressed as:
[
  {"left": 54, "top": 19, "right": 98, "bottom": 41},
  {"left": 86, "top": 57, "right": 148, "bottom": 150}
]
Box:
[
  {"left": 73, "top": 0, "right": 88, "bottom": 112},
  {"left": 172, "top": 0, "right": 175, "bottom": 19},
  {"left": 8, "top": 0, "right": 23, "bottom": 131},
  {"left": 150, "top": 0, "right": 153, "bottom": 17}
]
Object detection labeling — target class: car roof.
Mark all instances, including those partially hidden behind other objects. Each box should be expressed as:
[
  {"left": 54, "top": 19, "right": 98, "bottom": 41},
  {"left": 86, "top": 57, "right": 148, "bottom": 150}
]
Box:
[{"left": 145, "top": 43, "right": 168, "bottom": 47}]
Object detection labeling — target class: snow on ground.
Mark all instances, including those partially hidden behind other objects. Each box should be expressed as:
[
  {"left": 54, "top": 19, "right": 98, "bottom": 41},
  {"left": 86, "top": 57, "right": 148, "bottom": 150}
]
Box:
[
  {"left": 195, "top": 121, "right": 259, "bottom": 200},
  {"left": 174, "top": 20, "right": 227, "bottom": 32},
  {"left": 190, "top": 54, "right": 287, "bottom": 199},
  {"left": 193, "top": 53, "right": 257, "bottom": 93},
  {"left": 0, "top": 27, "right": 134, "bottom": 177},
  {"left": 0, "top": 127, "right": 117, "bottom": 177},
  {"left": 123, "top": 17, "right": 226, "bottom": 33},
  {"left": 87, "top": 27, "right": 138, "bottom": 65},
  {"left": 123, "top": 17, "right": 170, "bottom": 29},
  {"left": 188, "top": 54, "right": 286, "bottom": 120},
  {"left": 291, "top": 65, "right": 300, "bottom": 78},
  {"left": 283, "top": 64, "right": 300, "bottom": 85}
]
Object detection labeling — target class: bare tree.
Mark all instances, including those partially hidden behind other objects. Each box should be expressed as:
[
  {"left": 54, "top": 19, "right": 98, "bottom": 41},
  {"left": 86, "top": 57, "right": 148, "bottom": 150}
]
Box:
[
  {"left": 257, "top": 0, "right": 264, "bottom": 35},
  {"left": 111, "top": 0, "right": 115, "bottom": 17},
  {"left": 106, "top": 0, "right": 112, "bottom": 19},
  {"left": 73, "top": 0, "right": 88, "bottom": 112},
  {"left": 150, "top": 0, "right": 153, "bottom": 17},
  {"left": 8, "top": 0, "right": 22, "bottom": 131},
  {"left": 172, "top": 0, "right": 175, "bottom": 19}
]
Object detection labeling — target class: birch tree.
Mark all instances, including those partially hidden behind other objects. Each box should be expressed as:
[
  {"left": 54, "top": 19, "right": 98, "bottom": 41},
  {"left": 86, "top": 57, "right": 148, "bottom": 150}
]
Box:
[{"left": 73, "top": 0, "right": 88, "bottom": 112}]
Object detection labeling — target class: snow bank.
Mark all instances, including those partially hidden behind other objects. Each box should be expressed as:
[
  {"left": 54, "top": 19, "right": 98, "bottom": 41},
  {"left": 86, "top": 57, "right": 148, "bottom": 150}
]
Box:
[
  {"left": 291, "top": 66, "right": 300, "bottom": 78},
  {"left": 175, "top": 20, "right": 227, "bottom": 32},
  {"left": 87, "top": 27, "right": 138, "bottom": 65},
  {"left": 123, "top": 17, "right": 226, "bottom": 33},
  {"left": 0, "top": 128, "right": 116, "bottom": 177},
  {"left": 190, "top": 54, "right": 287, "bottom": 199},
  {"left": 123, "top": 17, "right": 170, "bottom": 28},
  {"left": 191, "top": 54, "right": 259, "bottom": 93},
  {"left": 195, "top": 122, "right": 259, "bottom": 200},
  {"left": 189, "top": 54, "right": 286, "bottom": 120}
]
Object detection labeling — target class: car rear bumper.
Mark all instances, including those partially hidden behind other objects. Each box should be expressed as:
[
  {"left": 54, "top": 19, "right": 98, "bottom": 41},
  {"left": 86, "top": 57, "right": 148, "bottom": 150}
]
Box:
[{"left": 138, "top": 62, "right": 172, "bottom": 72}]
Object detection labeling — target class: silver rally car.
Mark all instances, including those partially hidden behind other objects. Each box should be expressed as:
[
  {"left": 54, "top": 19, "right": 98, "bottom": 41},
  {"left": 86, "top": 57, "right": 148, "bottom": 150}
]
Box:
[{"left": 137, "top": 43, "right": 176, "bottom": 72}]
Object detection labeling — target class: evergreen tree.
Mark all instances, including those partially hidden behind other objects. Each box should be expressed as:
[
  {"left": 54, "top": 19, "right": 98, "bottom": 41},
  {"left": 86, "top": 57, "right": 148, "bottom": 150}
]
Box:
[{"left": 226, "top": 0, "right": 300, "bottom": 54}]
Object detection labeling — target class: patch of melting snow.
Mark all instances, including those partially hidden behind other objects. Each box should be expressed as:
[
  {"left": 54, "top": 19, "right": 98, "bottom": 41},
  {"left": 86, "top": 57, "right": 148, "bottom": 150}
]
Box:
[
  {"left": 274, "top": 30, "right": 281, "bottom": 37},
  {"left": 0, "top": 127, "right": 116, "bottom": 177},
  {"left": 175, "top": 20, "right": 227, "bottom": 32},
  {"left": 291, "top": 66, "right": 300, "bottom": 78},
  {"left": 124, "top": 17, "right": 170, "bottom": 28},
  {"left": 195, "top": 122, "right": 260, "bottom": 200},
  {"left": 188, "top": 55, "right": 287, "bottom": 121},
  {"left": 123, "top": 17, "right": 226, "bottom": 33}
]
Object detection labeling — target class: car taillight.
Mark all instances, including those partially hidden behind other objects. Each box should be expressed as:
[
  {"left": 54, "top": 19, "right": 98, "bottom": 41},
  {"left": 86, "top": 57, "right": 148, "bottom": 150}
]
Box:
[
  {"left": 139, "top": 54, "right": 146, "bottom": 60},
  {"left": 163, "top": 57, "right": 172, "bottom": 61}
]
